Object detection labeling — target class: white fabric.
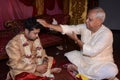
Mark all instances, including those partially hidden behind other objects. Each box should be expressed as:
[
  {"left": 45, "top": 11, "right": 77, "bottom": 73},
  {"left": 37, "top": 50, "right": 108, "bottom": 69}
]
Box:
[
  {"left": 61, "top": 24, "right": 118, "bottom": 79},
  {"left": 52, "top": 18, "right": 58, "bottom": 25}
]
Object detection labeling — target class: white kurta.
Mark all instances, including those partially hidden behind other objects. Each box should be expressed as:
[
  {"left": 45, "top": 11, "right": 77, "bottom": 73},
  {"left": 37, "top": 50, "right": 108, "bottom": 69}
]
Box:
[{"left": 61, "top": 24, "right": 118, "bottom": 79}]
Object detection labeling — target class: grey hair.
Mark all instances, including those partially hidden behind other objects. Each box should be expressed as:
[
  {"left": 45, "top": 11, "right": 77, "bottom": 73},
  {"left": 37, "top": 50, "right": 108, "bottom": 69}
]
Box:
[{"left": 92, "top": 7, "right": 106, "bottom": 23}]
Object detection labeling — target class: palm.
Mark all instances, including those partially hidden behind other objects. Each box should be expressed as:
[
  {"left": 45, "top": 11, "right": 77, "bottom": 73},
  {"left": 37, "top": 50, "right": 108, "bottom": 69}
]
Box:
[{"left": 37, "top": 19, "right": 49, "bottom": 28}]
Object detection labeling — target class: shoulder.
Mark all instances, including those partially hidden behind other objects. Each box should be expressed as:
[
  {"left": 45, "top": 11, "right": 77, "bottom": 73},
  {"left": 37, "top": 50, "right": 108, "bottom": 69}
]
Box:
[
  {"left": 11, "top": 34, "right": 21, "bottom": 42},
  {"left": 101, "top": 25, "right": 113, "bottom": 36},
  {"left": 98, "top": 25, "right": 113, "bottom": 41},
  {"left": 7, "top": 34, "right": 21, "bottom": 46}
]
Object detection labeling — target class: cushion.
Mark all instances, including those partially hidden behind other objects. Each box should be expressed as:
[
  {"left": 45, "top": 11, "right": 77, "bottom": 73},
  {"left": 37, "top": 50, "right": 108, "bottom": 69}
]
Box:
[
  {"left": 39, "top": 33, "right": 63, "bottom": 48},
  {"left": 0, "top": 28, "right": 18, "bottom": 54}
]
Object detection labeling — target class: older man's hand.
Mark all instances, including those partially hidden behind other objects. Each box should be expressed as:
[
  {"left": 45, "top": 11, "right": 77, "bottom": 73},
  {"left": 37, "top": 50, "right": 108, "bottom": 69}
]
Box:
[{"left": 37, "top": 19, "right": 50, "bottom": 28}]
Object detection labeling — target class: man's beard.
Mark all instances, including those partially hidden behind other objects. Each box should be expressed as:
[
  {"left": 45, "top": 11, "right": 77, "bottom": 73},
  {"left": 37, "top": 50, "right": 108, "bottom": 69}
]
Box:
[{"left": 29, "top": 38, "right": 36, "bottom": 41}]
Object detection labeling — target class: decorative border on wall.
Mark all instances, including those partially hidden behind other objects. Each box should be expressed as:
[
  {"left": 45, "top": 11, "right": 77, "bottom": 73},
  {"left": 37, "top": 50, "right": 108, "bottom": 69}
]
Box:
[{"left": 69, "top": 0, "right": 88, "bottom": 24}]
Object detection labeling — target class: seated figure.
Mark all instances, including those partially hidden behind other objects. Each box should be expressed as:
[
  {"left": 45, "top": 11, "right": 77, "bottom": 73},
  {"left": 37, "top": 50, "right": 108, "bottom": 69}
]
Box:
[
  {"left": 6, "top": 17, "right": 61, "bottom": 80},
  {"left": 37, "top": 7, "right": 118, "bottom": 80}
]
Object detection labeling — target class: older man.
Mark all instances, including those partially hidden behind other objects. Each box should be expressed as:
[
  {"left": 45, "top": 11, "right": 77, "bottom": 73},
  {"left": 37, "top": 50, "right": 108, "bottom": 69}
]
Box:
[{"left": 37, "top": 7, "right": 118, "bottom": 80}]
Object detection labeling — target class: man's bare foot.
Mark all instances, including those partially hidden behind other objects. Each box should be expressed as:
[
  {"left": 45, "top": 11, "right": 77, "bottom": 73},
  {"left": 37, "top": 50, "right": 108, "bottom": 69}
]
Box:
[
  {"left": 51, "top": 68, "right": 62, "bottom": 73},
  {"left": 67, "top": 64, "right": 78, "bottom": 71}
]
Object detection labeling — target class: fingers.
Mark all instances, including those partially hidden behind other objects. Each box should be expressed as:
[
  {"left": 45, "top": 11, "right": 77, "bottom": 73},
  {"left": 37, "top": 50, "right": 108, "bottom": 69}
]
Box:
[
  {"left": 56, "top": 68, "right": 62, "bottom": 73},
  {"left": 36, "top": 64, "right": 48, "bottom": 73},
  {"left": 67, "top": 64, "right": 77, "bottom": 71},
  {"left": 51, "top": 68, "right": 62, "bottom": 73},
  {"left": 37, "top": 19, "right": 50, "bottom": 28},
  {"left": 72, "top": 32, "right": 78, "bottom": 39},
  {"left": 36, "top": 19, "right": 43, "bottom": 23},
  {"left": 37, "top": 19, "right": 45, "bottom": 24}
]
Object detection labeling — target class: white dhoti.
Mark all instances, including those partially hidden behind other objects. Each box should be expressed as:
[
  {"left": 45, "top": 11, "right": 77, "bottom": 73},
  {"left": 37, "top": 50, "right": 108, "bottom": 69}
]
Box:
[{"left": 64, "top": 50, "right": 118, "bottom": 79}]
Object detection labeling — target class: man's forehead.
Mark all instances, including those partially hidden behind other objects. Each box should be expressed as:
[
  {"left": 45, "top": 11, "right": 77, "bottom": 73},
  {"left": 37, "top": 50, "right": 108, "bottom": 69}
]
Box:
[
  {"left": 29, "top": 28, "right": 40, "bottom": 32},
  {"left": 88, "top": 11, "right": 96, "bottom": 18},
  {"left": 33, "top": 28, "right": 40, "bottom": 30},
  {"left": 88, "top": 10, "right": 96, "bottom": 14}
]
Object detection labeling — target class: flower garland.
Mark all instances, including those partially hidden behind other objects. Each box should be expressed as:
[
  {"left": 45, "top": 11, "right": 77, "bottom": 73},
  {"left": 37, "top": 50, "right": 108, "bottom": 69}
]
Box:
[{"left": 20, "top": 34, "right": 42, "bottom": 64}]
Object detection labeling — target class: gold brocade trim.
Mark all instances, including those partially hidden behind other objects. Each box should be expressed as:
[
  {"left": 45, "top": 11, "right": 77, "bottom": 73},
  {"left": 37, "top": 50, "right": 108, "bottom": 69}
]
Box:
[
  {"left": 69, "top": 0, "right": 88, "bottom": 24},
  {"left": 35, "top": 0, "right": 44, "bottom": 16},
  {"left": 63, "top": 0, "right": 69, "bottom": 15}
]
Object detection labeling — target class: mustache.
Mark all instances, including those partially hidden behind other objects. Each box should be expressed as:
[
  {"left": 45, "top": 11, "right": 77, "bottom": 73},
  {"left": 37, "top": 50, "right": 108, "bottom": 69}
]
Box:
[{"left": 29, "top": 37, "right": 38, "bottom": 41}]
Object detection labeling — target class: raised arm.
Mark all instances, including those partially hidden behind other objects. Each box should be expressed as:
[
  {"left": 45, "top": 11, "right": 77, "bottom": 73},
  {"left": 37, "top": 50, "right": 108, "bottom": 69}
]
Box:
[{"left": 37, "top": 19, "right": 63, "bottom": 32}]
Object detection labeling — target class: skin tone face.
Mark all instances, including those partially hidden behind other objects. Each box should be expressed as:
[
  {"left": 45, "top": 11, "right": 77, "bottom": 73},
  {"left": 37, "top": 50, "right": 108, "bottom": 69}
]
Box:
[
  {"left": 25, "top": 28, "right": 40, "bottom": 41},
  {"left": 86, "top": 10, "right": 102, "bottom": 33},
  {"left": 24, "top": 28, "right": 62, "bottom": 73}
]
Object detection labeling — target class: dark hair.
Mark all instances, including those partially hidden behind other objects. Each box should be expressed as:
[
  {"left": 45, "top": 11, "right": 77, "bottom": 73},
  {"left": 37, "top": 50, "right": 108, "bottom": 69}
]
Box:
[{"left": 24, "top": 17, "right": 44, "bottom": 31}]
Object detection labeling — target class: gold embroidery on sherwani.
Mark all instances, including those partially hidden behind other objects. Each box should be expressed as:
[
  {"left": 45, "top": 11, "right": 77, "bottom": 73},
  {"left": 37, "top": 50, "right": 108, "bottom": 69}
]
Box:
[
  {"left": 6, "top": 34, "right": 54, "bottom": 79},
  {"left": 20, "top": 34, "right": 43, "bottom": 64}
]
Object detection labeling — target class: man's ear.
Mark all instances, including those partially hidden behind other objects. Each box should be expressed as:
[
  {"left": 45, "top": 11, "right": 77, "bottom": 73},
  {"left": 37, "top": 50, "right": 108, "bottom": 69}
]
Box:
[
  {"left": 25, "top": 29, "right": 29, "bottom": 34},
  {"left": 96, "top": 18, "right": 102, "bottom": 26},
  {"left": 25, "top": 29, "right": 28, "bottom": 32}
]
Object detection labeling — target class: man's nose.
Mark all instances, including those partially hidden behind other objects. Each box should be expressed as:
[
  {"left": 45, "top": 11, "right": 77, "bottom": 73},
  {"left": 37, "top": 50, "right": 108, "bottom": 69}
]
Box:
[
  {"left": 36, "top": 34, "right": 39, "bottom": 37},
  {"left": 86, "top": 19, "right": 88, "bottom": 23}
]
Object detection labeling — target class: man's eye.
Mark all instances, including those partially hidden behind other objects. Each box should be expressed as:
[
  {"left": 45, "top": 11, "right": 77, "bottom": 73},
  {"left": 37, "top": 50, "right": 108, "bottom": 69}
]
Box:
[{"left": 89, "top": 19, "right": 92, "bottom": 21}]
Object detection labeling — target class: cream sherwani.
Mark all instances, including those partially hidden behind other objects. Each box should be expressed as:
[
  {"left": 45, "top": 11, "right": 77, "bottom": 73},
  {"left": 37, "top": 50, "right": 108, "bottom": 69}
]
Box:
[
  {"left": 6, "top": 34, "right": 53, "bottom": 80},
  {"left": 61, "top": 24, "right": 118, "bottom": 79}
]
